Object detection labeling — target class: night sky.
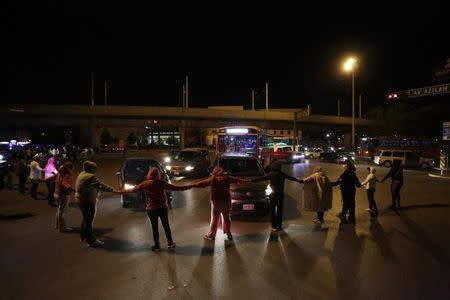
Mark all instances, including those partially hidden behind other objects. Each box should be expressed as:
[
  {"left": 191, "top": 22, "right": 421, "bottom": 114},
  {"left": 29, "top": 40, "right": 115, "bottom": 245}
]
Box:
[{"left": 3, "top": 2, "right": 449, "bottom": 115}]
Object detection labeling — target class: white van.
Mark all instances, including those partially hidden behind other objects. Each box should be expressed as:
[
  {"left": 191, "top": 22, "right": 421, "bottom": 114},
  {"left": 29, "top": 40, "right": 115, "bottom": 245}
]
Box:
[{"left": 373, "top": 149, "right": 434, "bottom": 169}]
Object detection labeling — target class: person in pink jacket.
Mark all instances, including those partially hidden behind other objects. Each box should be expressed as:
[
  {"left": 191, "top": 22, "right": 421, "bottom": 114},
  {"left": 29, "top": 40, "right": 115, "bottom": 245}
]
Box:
[{"left": 191, "top": 166, "right": 249, "bottom": 241}]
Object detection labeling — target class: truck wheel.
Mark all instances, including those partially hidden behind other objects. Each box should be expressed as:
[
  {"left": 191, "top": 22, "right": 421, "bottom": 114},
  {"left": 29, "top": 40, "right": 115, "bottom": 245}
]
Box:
[{"left": 383, "top": 161, "right": 392, "bottom": 168}]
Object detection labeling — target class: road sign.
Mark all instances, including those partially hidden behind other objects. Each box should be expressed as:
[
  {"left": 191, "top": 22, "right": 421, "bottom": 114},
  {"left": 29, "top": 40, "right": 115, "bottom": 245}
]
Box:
[
  {"left": 387, "top": 83, "right": 450, "bottom": 100},
  {"left": 405, "top": 83, "right": 450, "bottom": 98},
  {"left": 444, "top": 121, "right": 450, "bottom": 141}
]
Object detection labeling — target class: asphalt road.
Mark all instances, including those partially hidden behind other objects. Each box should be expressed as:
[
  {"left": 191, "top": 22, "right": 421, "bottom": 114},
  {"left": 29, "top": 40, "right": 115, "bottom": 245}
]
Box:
[{"left": 1, "top": 152, "right": 450, "bottom": 300}]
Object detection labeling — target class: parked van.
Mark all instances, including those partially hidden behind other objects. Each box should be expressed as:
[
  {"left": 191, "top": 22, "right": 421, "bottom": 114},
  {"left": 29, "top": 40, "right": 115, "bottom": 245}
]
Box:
[{"left": 373, "top": 149, "right": 434, "bottom": 169}]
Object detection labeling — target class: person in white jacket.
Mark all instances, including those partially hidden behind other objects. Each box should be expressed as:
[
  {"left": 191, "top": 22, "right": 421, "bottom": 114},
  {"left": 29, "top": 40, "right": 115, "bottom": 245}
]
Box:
[{"left": 361, "top": 167, "right": 380, "bottom": 217}]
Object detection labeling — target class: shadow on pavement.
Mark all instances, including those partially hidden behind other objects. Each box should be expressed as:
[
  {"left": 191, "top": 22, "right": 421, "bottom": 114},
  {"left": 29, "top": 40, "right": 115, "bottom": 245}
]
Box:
[
  {"left": 400, "top": 203, "right": 450, "bottom": 211},
  {"left": 184, "top": 240, "right": 215, "bottom": 298},
  {"left": 329, "top": 223, "right": 364, "bottom": 300},
  {"left": 102, "top": 236, "right": 150, "bottom": 252},
  {"left": 174, "top": 242, "right": 230, "bottom": 257},
  {"left": 0, "top": 212, "right": 35, "bottom": 220},
  {"left": 366, "top": 219, "right": 398, "bottom": 263}
]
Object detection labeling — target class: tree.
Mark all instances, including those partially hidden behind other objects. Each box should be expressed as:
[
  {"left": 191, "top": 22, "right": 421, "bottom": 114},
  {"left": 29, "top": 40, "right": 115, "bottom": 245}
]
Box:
[{"left": 100, "top": 128, "right": 113, "bottom": 145}]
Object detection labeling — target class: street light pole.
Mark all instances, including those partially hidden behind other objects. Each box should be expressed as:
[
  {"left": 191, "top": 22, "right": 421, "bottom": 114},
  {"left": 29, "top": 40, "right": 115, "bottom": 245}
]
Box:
[{"left": 352, "top": 72, "right": 355, "bottom": 149}]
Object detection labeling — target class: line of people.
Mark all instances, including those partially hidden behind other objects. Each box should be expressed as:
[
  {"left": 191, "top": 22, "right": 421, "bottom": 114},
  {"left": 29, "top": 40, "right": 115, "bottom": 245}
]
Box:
[{"left": 23, "top": 157, "right": 404, "bottom": 251}]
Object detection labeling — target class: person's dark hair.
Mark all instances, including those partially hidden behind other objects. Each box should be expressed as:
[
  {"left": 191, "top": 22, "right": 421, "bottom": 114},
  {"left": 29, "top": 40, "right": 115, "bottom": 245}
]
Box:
[{"left": 346, "top": 161, "right": 356, "bottom": 171}]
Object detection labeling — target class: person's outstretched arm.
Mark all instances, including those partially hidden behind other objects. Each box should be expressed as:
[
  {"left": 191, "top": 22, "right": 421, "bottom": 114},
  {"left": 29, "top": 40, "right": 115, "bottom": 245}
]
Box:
[
  {"left": 90, "top": 175, "right": 117, "bottom": 193},
  {"left": 191, "top": 177, "right": 213, "bottom": 188},
  {"left": 162, "top": 181, "right": 192, "bottom": 191},
  {"left": 282, "top": 172, "right": 301, "bottom": 183},
  {"left": 331, "top": 175, "right": 342, "bottom": 187},
  {"left": 251, "top": 174, "right": 271, "bottom": 182}
]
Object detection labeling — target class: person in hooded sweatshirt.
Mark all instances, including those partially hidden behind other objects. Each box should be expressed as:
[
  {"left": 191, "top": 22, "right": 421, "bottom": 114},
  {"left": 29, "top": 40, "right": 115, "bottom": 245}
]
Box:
[
  {"left": 44, "top": 156, "right": 58, "bottom": 206},
  {"left": 299, "top": 166, "right": 333, "bottom": 225},
  {"left": 122, "top": 167, "right": 191, "bottom": 251},
  {"left": 191, "top": 166, "right": 249, "bottom": 241},
  {"left": 75, "top": 161, "right": 117, "bottom": 248},
  {"left": 332, "top": 162, "right": 362, "bottom": 224},
  {"left": 54, "top": 161, "right": 75, "bottom": 232},
  {"left": 252, "top": 161, "right": 301, "bottom": 231},
  {"left": 361, "top": 167, "right": 380, "bottom": 217}
]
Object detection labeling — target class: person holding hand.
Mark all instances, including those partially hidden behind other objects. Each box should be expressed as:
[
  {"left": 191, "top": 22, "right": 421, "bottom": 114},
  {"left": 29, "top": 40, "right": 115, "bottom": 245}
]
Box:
[{"left": 121, "top": 167, "right": 191, "bottom": 251}]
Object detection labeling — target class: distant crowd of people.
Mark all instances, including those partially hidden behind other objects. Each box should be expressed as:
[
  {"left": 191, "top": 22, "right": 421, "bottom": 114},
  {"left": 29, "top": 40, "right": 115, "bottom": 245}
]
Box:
[{"left": 1, "top": 147, "right": 405, "bottom": 251}]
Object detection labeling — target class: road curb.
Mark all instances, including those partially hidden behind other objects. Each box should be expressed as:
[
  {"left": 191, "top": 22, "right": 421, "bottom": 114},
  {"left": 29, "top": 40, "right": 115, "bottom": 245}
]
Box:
[{"left": 428, "top": 173, "right": 450, "bottom": 179}]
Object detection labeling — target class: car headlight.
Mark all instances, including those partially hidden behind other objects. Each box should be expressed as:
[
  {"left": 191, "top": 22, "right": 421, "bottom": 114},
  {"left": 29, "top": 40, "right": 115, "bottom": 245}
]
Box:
[
  {"left": 165, "top": 165, "right": 172, "bottom": 171},
  {"left": 342, "top": 156, "right": 348, "bottom": 161},
  {"left": 164, "top": 156, "right": 171, "bottom": 163},
  {"left": 124, "top": 183, "right": 136, "bottom": 190},
  {"left": 185, "top": 166, "right": 194, "bottom": 171},
  {"left": 351, "top": 156, "right": 355, "bottom": 160},
  {"left": 265, "top": 184, "right": 273, "bottom": 196}
]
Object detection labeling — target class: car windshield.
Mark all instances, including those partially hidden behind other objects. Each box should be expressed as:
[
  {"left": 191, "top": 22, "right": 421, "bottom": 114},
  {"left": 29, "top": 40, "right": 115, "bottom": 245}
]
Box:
[
  {"left": 124, "top": 160, "right": 159, "bottom": 177},
  {"left": 173, "top": 151, "right": 197, "bottom": 161},
  {"left": 218, "top": 158, "right": 264, "bottom": 176}
]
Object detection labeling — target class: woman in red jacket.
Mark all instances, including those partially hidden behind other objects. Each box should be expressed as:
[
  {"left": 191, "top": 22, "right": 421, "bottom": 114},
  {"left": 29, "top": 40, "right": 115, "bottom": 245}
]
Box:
[
  {"left": 123, "top": 167, "right": 191, "bottom": 251},
  {"left": 54, "top": 162, "right": 75, "bottom": 232},
  {"left": 191, "top": 166, "right": 249, "bottom": 241}
]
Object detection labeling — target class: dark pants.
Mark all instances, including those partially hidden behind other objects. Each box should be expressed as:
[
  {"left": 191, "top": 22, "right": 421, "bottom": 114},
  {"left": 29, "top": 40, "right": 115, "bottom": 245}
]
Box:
[
  {"left": 30, "top": 179, "right": 40, "bottom": 199},
  {"left": 366, "top": 189, "right": 378, "bottom": 216},
  {"left": 340, "top": 191, "right": 356, "bottom": 222},
  {"left": 46, "top": 180, "right": 56, "bottom": 203},
  {"left": 18, "top": 175, "right": 27, "bottom": 194},
  {"left": 79, "top": 202, "right": 97, "bottom": 244},
  {"left": 391, "top": 181, "right": 402, "bottom": 209},
  {"left": 270, "top": 193, "right": 284, "bottom": 229},
  {"left": 147, "top": 208, "right": 173, "bottom": 246},
  {"left": 317, "top": 211, "right": 324, "bottom": 221}
]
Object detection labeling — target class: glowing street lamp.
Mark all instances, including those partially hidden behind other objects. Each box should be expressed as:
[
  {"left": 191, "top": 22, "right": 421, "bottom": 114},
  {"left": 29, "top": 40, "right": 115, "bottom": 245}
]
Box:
[{"left": 342, "top": 56, "right": 358, "bottom": 149}]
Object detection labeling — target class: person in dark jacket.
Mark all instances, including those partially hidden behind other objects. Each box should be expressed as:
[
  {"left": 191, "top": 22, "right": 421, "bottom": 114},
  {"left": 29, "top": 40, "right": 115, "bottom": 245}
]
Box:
[
  {"left": 252, "top": 161, "right": 301, "bottom": 231},
  {"left": 54, "top": 162, "right": 75, "bottom": 232},
  {"left": 75, "top": 161, "right": 118, "bottom": 248},
  {"left": 122, "top": 167, "right": 191, "bottom": 251},
  {"left": 191, "top": 166, "right": 249, "bottom": 241},
  {"left": 16, "top": 154, "right": 28, "bottom": 195},
  {"left": 332, "top": 162, "right": 362, "bottom": 224},
  {"left": 381, "top": 159, "right": 404, "bottom": 211}
]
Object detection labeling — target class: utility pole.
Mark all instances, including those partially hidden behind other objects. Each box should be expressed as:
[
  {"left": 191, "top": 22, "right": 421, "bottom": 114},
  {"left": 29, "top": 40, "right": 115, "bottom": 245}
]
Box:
[
  {"left": 182, "top": 84, "right": 186, "bottom": 108},
  {"left": 185, "top": 75, "right": 189, "bottom": 108},
  {"left": 337, "top": 99, "right": 341, "bottom": 117},
  {"left": 251, "top": 89, "right": 255, "bottom": 111},
  {"left": 265, "top": 82, "right": 268, "bottom": 111},
  {"left": 359, "top": 94, "right": 362, "bottom": 119},
  {"left": 104, "top": 81, "right": 107, "bottom": 106},
  {"left": 91, "top": 72, "right": 94, "bottom": 106},
  {"left": 351, "top": 72, "right": 355, "bottom": 149}
]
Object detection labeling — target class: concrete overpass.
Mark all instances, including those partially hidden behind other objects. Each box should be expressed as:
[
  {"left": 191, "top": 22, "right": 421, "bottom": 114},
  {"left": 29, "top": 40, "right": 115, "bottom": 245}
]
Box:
[{"left": 0, "top": 104, "right": 375, "bottom": 147}]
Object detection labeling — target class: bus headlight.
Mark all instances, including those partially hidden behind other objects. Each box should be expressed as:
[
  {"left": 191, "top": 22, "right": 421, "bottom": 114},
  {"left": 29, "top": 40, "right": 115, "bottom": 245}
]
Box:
[
  {"left": 185, "top": 166, "right": 194, "bottom": 171},
  {"left": 165, "top": 165, "right": 172, "bottom": 171},
  {"left": 124, "top": 183, "right": 136, "bottom": 190},
  {"left": 265, "top": 184, "right": 272, "bottom": 196}
]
